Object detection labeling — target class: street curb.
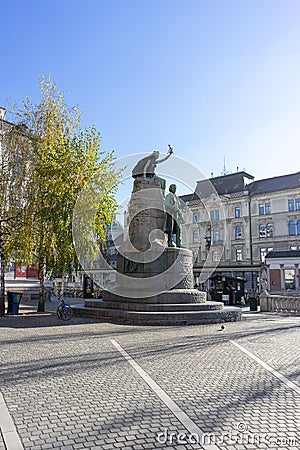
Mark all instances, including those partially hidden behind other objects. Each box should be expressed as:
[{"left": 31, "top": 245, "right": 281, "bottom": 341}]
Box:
[{"left": 0, "top": 392, "right": 24, "bottom": 449}]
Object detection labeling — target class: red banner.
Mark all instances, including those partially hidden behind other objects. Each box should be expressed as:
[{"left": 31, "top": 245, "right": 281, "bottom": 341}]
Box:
[{"left": 15, "top": 264, "right": 39, "bottom": 279}]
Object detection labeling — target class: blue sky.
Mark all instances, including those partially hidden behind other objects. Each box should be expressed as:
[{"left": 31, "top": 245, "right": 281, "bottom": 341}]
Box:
[{"left": 1, "top": 0, "right": 300, "bottom": 192}]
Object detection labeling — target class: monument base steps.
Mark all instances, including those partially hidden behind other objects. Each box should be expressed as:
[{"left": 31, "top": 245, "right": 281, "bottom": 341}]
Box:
[{"left": 73, "top": 298, "right": 242, "bottom": 325}]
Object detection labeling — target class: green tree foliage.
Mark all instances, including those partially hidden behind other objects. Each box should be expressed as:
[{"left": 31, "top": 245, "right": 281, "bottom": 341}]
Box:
[{"left": 11, "top": 76, "right": 121, "bottom": 311}]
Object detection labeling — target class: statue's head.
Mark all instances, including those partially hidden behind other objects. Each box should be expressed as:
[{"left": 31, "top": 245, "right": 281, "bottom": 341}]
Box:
[
  {"left": 169, "top": 184, "right": 177, "bottom": 193},
  {"left": 152, "top": 151, "right": 160, "bottom": 159}
]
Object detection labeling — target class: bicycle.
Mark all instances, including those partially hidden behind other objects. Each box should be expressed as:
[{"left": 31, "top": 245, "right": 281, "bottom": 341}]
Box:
[{"left": 56, "top": 294, "right": 73, "bottom": 321}]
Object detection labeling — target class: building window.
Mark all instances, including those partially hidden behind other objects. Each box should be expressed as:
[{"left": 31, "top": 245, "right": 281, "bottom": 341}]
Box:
[
  {"left": 235, "top": 225, "right": 242, "bottom": 239},
  {"left": 266, "top": 223, "right": 273, "bottom": 238},
  {"left": 193, "top": 213, "right": 198, "bottom": 223},
  {"left": 210, "top": 209, "right": 219, "bottom": 221},
  {"left": 260, "top": 247, "right": 272, "bottom": 262},
  {"left": 259, "top": 224, "right": 266, "bottom": 238},
  {"left": 212, "top": 250, "right": 219, "bottom": 262},
  {"left": 193, "top": 230, "right": 198, "bottom": 242},
  {"left": 260, "top": 248, "right": 267, "bottom": 262},
  {"left": 284, "top": 269, "right": 295, "bottom": 290},
  {"left": 235, "top": 207, "right": 241, "bottom": 218},
  {"left": 288, "top": 199, "right": 300, "bottom": 211},
  {"left": 298, "top": 220, "right": 300, "bottom": 235},
  {"left": 289, "top": 220, "right": 296, "bottom": 235},
  {"left": 260, "top": 223, "right": 273, "bottom": 238},
  {"left": 259, "top": 202, "right": 271, "bottom": 215},
  {"left": 236, "top": 249, "right": 242, "bottom": 261},
  {"left": 288, "top": 199, "right": 295, "bottom": 211},
  {"left": 291, "top": 245, "right": 300, "bottom": 250},
  {"left": 213, "top": 227, "right": 220, "bottom": 243}
]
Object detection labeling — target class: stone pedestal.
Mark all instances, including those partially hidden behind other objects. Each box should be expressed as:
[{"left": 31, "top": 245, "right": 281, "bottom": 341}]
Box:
[
  {"left": 103, "top": 247, "right": 202, "bottom": 302},
  {"left": 128, "top": 178, "right": 165, "bottom": 251}
]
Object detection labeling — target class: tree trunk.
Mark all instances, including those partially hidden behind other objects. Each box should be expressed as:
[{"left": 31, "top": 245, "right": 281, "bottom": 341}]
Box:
[
  {"left": 0, "top": 223, "right": 5, "bottom": 317},
  {"left": 37, "top": 259, "right": 45, "bottom": 312},
  {"left": 60, "top": 275, "right": 65, "bottom": 300}
]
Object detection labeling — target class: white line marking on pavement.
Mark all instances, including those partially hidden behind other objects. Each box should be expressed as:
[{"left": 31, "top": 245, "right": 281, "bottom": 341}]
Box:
[
  {"left": 0, "top": 392, "right": 24, "bottom": 449},
  {"left": 110, "top": 339, "right": 220, "bottom": 450},
  {"left": 231, "top": 340, "right": 300, "bottom": 395}
]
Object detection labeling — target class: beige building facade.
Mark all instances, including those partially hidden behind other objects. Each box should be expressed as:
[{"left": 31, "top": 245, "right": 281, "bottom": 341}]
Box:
[{"left": 181, "top": 170, "right": 300, "bottom": 298}]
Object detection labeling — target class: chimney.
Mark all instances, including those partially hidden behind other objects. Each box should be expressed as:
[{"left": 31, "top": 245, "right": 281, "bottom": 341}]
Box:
[{"left": 0, "top": 107, "right": 6, "bottom": 120}]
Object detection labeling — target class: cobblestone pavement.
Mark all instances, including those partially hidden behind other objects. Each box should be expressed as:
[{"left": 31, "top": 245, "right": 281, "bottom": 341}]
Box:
[{"left": 0, "top": 308, "right": 299, "bottom": 450}]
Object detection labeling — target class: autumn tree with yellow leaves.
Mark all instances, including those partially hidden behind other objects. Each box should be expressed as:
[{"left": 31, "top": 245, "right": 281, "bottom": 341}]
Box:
[{"left": 3, "top": 76, "right": 121, "bottom": 313}]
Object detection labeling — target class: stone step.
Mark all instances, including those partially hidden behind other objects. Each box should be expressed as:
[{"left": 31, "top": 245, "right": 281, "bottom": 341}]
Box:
[
  {"left": 72, "top": 305, "right": 242, "bottom": 325},
  {"left": 102, "top": 289, "right": 206, "bottom": 304},
  {"left": 84, "top": 299, "right": 224, "bottom": 312}
]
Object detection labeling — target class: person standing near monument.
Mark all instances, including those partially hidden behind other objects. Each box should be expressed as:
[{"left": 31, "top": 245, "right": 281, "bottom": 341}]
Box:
[{"left": 164, "top": 184, "right": 184, "bottom": 247}]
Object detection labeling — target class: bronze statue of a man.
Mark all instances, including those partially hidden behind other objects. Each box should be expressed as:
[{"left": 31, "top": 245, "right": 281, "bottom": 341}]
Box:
[{"left": 164, "top": 184, "right": 184, "bottom": 247}]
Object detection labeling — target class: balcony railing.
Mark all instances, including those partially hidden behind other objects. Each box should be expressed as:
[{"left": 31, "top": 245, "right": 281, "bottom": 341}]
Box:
[
  {"left": 260, "top": 292, "right": 300, "bottom": 314},
  {"left": 211, "top": 240, "right": 224, "bottom": 246}
]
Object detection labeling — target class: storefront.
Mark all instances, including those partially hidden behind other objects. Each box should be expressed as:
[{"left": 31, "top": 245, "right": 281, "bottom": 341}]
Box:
[
  {"left": 208, "top": 272, "right": 245, "bottom": 304},
  {"left": 193, "top": 263, "right": 262, "bottom": 300},
  {"left": 265, "top": 250, "right": 300, "bottom": 293}
]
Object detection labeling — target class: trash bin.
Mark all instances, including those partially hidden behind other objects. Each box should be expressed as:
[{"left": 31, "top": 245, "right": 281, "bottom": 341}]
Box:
[
  {"left": 7, "top": 291, "right": 13, "bottom": 315},
  {"left": 7, "top": 291, "right": 23, "bottom": 315},
  {"left": 249, "top": 295, "right": 258, "bottom": 311}
]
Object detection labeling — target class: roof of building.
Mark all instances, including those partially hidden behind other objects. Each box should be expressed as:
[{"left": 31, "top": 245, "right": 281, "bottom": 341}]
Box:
[
  {"left": 179, "top": 192, "right": 200, "bottom": 203},
  {"left": 248, "top": 171, "right": 300, "bottom": 196},
  {"left": 195, "top": 171, "right": 254, "bottom": 197},
  {"left": 266, "top": 250, "right": 300, "bottom": 259},
  {"left": 209, "top": 272, "right": 244, "bottom": 281},
  {"left": 180, "top": 169, "right": 300, "bottom": 203}
]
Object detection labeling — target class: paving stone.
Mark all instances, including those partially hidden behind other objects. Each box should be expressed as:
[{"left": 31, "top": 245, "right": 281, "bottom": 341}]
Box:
[{"left": 0, "top": 311, "right": 299, "bottom": 450}]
